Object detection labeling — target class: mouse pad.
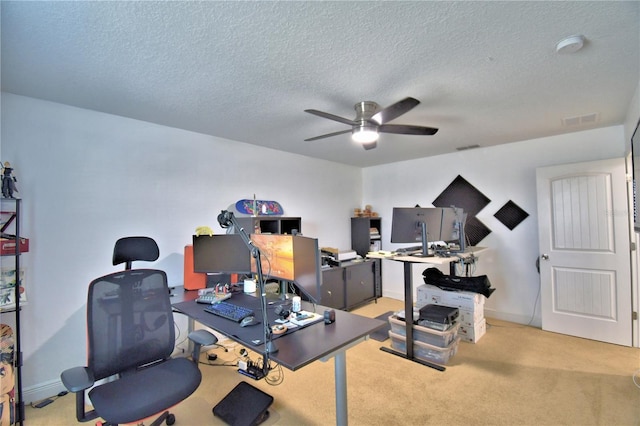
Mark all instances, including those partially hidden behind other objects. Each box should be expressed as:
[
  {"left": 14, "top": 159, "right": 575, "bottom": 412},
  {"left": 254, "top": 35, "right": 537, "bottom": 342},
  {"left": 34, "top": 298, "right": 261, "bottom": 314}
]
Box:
[
  {"left": 213, "top": 381, "right": 273, "bottom": 426},
  {"left": 173, "top": 295, "right": 319, "bottom": 347}
]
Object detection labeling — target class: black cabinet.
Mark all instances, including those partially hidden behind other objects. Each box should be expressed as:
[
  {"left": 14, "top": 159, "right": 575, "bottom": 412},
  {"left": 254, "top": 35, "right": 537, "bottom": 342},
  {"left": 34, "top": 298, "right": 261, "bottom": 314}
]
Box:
[
  {"left": 351, "top": 217, "right": 381, "bottom": 257},
  {"left": 235, "top": 216, "right": 301, "bottom": 235},
  {"left": 321, "top": 259, "right": 380, "bottom": 311},
  {"left": 320, "top": 267, "right": 346, "bottom": 310}
]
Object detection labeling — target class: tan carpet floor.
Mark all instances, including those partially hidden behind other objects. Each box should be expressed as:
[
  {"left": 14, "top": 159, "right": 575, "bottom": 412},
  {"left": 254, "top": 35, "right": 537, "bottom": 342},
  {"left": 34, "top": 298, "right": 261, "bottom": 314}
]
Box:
[{"left": 24, "top": 297, "right": 640, "bottom": 425}]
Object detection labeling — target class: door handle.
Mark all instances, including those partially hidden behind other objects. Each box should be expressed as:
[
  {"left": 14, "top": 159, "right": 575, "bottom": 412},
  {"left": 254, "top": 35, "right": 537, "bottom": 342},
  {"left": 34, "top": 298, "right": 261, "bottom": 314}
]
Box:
[{"left": 541, "top": 254, "right": 549, "bottom": 260}]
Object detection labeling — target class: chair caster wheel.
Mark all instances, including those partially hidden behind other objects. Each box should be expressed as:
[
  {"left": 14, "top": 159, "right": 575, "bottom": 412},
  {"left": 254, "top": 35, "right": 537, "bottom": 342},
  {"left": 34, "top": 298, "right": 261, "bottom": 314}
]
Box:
[{"left": 166, "top": 413, "right": 176, "bottom": 425}]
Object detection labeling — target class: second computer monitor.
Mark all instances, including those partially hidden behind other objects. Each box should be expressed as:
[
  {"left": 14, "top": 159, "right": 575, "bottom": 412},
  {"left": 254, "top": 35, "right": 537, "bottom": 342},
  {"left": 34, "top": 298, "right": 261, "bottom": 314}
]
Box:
[
  {"left": 192, "top": 234, "right": 252, "bottom": 274},
  {"left": 251, "top": 234, "right": 322, "bottom": 304}
]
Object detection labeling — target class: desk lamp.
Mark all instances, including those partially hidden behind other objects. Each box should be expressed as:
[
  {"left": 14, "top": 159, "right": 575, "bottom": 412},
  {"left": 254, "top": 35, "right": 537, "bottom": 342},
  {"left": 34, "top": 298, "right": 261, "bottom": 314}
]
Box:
[{"left": 217, "top": 210, "right": 278, "bottom": 373}]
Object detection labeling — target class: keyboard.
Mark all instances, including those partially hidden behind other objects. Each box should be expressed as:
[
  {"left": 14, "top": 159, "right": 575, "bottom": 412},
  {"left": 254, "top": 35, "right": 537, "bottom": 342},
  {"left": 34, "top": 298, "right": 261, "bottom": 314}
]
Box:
[
  {"left": 196, "top": 292, "right": 232, "bottom": 304},
  {"left": 396, "top": 245, "right": 422, "bottom": 253},
  {"left": 204, "top": 301, "right": 254, "bottom": 322}
]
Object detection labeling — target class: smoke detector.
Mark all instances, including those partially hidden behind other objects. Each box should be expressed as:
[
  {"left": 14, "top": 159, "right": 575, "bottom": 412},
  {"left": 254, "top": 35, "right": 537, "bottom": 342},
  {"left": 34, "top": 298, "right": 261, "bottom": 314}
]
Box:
[{"left": 556, "top": 35, "right": 586, "bottom": 54}]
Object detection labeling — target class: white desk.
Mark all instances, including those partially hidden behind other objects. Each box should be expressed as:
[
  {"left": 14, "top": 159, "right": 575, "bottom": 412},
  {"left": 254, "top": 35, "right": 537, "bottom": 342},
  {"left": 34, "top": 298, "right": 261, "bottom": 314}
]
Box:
[{"left": 368, "top": 247, "right": 486, "bottom": 370}]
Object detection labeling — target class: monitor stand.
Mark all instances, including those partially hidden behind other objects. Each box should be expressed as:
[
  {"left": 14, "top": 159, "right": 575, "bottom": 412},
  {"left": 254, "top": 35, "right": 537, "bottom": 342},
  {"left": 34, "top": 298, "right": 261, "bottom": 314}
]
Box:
[{"left": 411, "top": 222, "right": 434, "bottom": 257}]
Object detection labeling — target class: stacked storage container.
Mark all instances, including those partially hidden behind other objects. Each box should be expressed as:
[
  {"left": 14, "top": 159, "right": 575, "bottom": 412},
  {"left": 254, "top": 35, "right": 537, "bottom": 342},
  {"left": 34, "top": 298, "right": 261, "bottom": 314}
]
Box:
[
  {"left": 388, "top": 305, "right": 460, "bottom": 365},
  {"left": 416, "top": 283, "right": 486, "bottom": 343}
]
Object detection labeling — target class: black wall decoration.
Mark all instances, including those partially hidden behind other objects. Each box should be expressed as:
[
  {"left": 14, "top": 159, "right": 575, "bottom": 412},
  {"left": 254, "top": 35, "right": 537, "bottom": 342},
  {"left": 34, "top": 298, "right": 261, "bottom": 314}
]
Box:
[
  {"left": 494, "top": 200, "right": 529, "bottom": 230},
  {"left": 432, "top": 175, "right": 492, "bottom": 246},
  {"left": 432, "top": 175, "right": 531, "bottom": 246}
]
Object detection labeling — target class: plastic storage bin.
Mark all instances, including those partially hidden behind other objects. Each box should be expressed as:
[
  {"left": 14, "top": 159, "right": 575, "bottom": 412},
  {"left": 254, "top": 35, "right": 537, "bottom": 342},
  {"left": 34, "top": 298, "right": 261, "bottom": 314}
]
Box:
[
  {"left": 388, "top": 330, "right": 459, "bottom": 365},
  {"left": 388, "top": 315, "right": 459, "bottom": 348}
]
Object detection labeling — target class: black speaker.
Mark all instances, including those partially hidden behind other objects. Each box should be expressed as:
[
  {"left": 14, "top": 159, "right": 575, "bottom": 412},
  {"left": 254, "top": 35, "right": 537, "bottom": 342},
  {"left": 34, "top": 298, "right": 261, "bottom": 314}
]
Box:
[
  {"left": 274, "top": 304, "right": 291, "bottom": 319},
  {"left": 324, "top": 309, "right": 335, "bottom": 324}
]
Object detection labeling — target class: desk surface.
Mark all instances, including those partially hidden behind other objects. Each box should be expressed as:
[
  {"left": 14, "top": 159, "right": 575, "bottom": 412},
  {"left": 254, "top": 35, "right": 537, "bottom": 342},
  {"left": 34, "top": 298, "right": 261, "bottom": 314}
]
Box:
[
  {"left": 367, "top": 246, "right": 487, "bottom": 264},
  {"left": 171, "top": 288, "right": 385, "bottom": 371}
]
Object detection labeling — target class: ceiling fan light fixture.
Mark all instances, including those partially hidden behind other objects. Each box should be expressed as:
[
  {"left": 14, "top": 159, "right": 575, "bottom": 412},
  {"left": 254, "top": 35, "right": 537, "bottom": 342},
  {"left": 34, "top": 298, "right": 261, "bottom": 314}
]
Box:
[{"left": 352, "top": 125, "right": 378, "bottom": 144}]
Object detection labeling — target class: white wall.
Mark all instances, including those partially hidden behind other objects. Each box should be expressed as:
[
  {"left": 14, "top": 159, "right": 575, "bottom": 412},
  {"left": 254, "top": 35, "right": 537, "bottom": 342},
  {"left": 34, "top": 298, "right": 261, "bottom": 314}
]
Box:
[
  {"left": 0, "top": 91, "right": 634, "bottom": 401},
  {"left": 0, "top": 93, "right": 362, "bottom": 401},
  {"left": 363, "top": 126, "right": 627, "bottom": 326}
]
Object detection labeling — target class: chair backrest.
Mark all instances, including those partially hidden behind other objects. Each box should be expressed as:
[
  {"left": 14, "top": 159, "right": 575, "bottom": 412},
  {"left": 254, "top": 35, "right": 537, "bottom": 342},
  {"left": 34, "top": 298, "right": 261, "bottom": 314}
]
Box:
[
  {"left": 113, "top": 236, "right": 160, "bottom": 270},
  {"left": 87, "top": 269, "right": 174, "bottom": 380}
]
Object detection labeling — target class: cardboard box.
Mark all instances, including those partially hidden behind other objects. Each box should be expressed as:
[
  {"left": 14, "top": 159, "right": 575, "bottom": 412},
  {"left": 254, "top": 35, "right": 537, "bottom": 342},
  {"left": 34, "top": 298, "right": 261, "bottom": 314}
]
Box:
[
  {"left": 458, "top": 318, "right": 487, "bottom": 343},
  {"left": 457, "top": 308, "right": 484, "bottom": 327},
  {"left": 0, "top": 238, "right": 29, "bottom": 255},
  {"left": 417, "top": 284, "right": 484, "bottom": 311}
]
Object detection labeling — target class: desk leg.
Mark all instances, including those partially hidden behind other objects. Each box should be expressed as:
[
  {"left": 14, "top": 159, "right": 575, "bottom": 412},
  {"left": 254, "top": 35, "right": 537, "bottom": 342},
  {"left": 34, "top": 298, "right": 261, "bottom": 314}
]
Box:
[
  {"left": 379, "top": 261, "right": 446, "bottom": 372},
  {"left": 403, "top": 261, "right": 414, "bottom": 359},
  {"left": 334, "top": 350, "right": 348, "bottom": 426}
]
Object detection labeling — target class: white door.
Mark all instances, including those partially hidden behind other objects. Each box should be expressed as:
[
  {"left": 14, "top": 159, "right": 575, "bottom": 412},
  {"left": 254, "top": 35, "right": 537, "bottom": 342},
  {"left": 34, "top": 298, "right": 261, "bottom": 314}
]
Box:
[{"left": 536, "top": 157, "right": 632, "bottom": 346}]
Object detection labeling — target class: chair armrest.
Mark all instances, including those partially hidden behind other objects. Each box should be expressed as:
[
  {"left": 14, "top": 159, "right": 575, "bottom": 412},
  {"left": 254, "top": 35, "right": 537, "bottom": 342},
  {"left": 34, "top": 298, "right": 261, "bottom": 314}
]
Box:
[
  {"left": 188, "top": 329, "right": 218, "bottom": 363},
  {"left": 188, "top": 329, "right": 218, "bottom": 346},
  {"left": 60, "top": 366, "right": 95, "bottom": 393}
]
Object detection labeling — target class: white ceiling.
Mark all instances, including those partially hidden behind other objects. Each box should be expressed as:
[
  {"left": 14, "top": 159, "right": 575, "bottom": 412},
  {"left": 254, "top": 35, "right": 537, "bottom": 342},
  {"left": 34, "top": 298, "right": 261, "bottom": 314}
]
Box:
[{"left": 2, "top": 1, "right": 639, "bottom": 168}]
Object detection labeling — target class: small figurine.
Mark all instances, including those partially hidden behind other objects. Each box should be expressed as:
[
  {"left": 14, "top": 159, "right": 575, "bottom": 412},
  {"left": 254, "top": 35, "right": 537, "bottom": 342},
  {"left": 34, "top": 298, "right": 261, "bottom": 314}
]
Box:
[{"left": 1, "top": 163, "right": 17, "bottom": 199}]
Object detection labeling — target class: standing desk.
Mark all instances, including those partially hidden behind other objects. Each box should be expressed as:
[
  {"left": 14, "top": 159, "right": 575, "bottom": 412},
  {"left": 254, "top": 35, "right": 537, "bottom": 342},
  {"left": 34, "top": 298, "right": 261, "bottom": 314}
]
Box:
[
  {"left": 170, "top": 288, "right": 385, "bottom": 426},
  {"left": 368, "top": 247, "right": 486, "bottom": 370}
]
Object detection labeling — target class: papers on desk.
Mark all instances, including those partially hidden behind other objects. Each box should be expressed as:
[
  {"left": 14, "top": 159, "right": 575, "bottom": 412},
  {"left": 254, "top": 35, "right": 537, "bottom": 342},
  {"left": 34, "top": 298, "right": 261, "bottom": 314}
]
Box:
[{"left": 288, "top": 311, "right": 323, "bottom": 327}]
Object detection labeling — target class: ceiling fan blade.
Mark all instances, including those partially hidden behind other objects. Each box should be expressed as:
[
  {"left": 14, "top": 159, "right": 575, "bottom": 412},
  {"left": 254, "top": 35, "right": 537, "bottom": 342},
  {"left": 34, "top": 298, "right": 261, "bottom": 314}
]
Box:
[
  {"left": 378, "top": 124, "right": 438, "bottom": 136},
  {"left": 371, "top": 97, "right": 420, "bottom": 124},
  {"left": 304, "top": 129, "right": 352, "bottom": 142},
  {"left": 304, "top": 109, "right": 357, "bottom": 126}
]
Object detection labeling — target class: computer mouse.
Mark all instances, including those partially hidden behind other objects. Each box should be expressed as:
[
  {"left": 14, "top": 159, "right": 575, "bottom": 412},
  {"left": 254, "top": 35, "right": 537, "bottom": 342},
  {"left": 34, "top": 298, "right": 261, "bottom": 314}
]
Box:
[{"left": 240, "top": 316, "right": 256, "bottom": 327}]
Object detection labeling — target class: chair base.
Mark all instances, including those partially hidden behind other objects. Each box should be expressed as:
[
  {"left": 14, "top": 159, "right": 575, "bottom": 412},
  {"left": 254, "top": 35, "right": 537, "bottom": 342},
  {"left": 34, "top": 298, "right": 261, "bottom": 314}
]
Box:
[{"left": 213, "top": 382, "right": 273, "bottom": 426}]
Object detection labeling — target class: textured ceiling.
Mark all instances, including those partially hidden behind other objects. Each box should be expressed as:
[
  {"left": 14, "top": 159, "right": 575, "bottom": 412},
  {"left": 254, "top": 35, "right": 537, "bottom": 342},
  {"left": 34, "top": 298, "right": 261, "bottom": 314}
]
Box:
[{"left": 2, "top": 1, "right": 639, "bottom": 167}]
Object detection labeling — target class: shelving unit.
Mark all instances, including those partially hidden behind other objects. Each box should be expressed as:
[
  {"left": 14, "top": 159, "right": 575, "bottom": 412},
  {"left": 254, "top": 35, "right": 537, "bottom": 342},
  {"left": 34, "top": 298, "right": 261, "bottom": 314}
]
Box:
[
  {"left": 350, "top": 217, "right": 383, "bottom": 300},
  {"left": 0, "top": 198, "right": 25, "bottom": 425},
  {"left": 235, "top": 216, "right": 301, "bottom": 235},
  {"left": 351, "top": 217, "right": 381, "bottom": 257}
]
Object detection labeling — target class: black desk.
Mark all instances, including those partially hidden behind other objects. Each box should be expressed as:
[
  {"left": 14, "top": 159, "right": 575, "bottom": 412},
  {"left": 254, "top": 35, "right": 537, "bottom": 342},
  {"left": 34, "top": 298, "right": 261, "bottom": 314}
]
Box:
[{"left": 171, "top": 288, "right": 384, "bottom": 425}]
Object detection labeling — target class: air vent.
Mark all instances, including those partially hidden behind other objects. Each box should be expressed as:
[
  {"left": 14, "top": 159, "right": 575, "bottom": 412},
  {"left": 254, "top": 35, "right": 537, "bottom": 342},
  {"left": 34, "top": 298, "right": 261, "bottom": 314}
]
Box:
[
  {"left": 562, "top": 113, "right": 599, "bottom": 127},
  {"left": 456, "top": 144, "right": 480, "bottom": 151}
]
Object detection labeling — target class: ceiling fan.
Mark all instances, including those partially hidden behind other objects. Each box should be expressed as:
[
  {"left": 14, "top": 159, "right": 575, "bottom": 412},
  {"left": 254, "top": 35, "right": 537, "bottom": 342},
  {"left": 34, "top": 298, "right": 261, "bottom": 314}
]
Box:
[{"left": 304, "top": 97, "right": 438, "bottom": 150}]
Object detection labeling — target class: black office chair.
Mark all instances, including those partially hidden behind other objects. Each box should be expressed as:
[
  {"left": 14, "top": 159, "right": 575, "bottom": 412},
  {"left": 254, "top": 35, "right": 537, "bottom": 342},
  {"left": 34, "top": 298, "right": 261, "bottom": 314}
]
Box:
[{"left": 61, "top": 237, "right": 216, "bottom": 426}]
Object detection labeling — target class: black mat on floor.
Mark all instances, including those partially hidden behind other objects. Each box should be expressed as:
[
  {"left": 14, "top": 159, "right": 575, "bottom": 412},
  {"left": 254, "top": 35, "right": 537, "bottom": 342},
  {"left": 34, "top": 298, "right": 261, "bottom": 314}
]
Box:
[
  {"left": 213, "top": 381, "right": 273, "bottom": 426},
  {"left": 369, "top": 311, "right": 394, "bottom": 342}
]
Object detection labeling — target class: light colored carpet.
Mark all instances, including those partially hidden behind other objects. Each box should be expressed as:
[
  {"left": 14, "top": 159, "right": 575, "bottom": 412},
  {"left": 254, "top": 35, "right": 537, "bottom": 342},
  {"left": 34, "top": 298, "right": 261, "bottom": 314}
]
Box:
[{"left": 25, "top": 297, "right": 640, "bottom": 425}]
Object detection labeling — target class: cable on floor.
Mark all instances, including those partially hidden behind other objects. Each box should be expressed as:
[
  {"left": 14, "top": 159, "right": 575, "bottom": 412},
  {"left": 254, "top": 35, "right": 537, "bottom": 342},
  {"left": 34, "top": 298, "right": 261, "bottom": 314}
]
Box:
[{"left": 30, "top": 391, "right": 68, "bottom": 409}]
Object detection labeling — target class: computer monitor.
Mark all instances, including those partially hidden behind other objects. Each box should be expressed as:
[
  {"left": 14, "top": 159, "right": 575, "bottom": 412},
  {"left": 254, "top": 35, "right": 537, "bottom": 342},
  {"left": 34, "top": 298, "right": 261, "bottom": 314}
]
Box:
[
  {"left": 192, "top": 234, "right": 252, "bottom": 274},
  {"left": 251, "top": 234, "right": 322, "bottom": 304},
  {"left": 390, "top": 207, "right": 444, "bottom": 256}
]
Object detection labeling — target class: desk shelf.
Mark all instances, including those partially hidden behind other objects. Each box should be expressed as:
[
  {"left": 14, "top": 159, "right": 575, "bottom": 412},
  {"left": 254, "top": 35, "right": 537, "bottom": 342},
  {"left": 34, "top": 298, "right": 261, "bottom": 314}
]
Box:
[{"left": 235, "top": 216, "right": 301, "bottom": 235}]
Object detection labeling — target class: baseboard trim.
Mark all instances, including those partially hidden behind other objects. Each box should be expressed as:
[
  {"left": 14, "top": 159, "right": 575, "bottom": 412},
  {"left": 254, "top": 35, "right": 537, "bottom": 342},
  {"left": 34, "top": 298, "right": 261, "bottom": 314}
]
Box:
[{"left": 23, "top": 378, "right": 67, "bottom": 404}]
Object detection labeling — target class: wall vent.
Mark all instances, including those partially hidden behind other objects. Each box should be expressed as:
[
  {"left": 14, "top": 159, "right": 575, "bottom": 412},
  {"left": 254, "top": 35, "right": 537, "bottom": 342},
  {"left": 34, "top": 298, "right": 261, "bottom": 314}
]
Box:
[
  {"left": 562, "top": 112, "right": 599, "bottom": 127},
  {"left": 456, "top": 144, "right": 480, "bottom": 151}
]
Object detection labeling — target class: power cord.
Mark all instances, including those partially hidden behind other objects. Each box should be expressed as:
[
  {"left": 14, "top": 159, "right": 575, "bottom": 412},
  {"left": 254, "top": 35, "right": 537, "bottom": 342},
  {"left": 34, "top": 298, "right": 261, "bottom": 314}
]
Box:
[
  {"left": 30, "top": 391, "right": 68, "bottom": 409},
  {"left": 633, "top": 369, "right": 640, "bottom": 389}
]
